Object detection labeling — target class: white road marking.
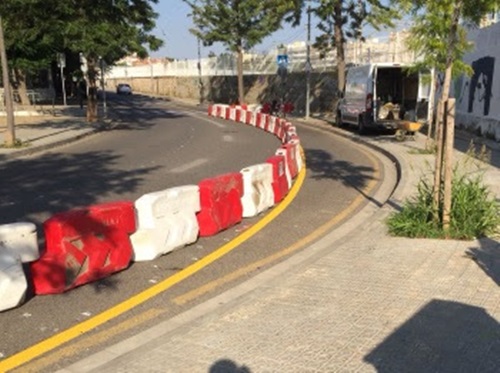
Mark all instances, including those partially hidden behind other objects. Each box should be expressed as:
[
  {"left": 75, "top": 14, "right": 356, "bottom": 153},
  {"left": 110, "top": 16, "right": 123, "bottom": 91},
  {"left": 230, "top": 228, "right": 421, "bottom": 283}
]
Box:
[
  {"left": 169, "top": 158, "right": 208, "bottom": 173},
  {"left": 223, "top": 134, "right": 234, "bottom": 142},
  {"left": 177, "top": 109, "right": 226, "bottom": 128}
]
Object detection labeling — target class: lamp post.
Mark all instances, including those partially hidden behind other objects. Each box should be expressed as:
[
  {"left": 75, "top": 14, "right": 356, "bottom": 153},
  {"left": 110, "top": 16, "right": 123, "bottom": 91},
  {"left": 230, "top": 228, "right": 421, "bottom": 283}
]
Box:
[{"left": 0, "top": 16, "right": 15, "bottom": 146}]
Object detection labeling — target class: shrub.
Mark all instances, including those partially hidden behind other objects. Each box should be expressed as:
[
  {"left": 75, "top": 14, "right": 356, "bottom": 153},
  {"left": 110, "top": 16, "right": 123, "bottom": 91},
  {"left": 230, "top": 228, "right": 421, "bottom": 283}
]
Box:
[{"left": 387, "top": 146, "right": 500, "bottom": 240}]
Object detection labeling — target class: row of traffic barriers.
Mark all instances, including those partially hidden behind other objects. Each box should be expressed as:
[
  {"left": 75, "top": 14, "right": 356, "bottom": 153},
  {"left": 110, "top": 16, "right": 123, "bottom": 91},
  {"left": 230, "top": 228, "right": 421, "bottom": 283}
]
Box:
[{"left": 0, "top": 104, "right": 303, "bottom": 312}]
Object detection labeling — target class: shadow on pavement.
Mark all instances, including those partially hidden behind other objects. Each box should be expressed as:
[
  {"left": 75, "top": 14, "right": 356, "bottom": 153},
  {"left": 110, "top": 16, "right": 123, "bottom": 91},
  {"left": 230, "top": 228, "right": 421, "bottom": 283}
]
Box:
[
  {"left": 209, "top": 358, "right": 252, "bottom": 373},
  {"left": 364, "top": 299, "right": 500, "bottom": 372},
  {"left": 465, "top": 237, "right": 500, "bottom": 286}
]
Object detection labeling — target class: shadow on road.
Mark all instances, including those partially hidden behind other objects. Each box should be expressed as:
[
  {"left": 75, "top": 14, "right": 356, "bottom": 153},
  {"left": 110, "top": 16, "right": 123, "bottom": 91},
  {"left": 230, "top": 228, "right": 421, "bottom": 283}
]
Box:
[
  {"left": 0, "top": 150, "right": 159, "bottom": 226},
  {"left": 304, "top": 148, "right": 381, "bottom": 205}
]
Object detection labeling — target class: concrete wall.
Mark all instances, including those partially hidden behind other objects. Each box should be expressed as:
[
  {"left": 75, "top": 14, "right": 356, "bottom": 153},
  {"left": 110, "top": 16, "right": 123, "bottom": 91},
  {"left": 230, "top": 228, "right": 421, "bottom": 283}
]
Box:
[
  {"left": 454, "top": 22, "right": 500, "bottom": 141},
  {"left": 107, "top": 71, "right": 339, "bottom": 114}
]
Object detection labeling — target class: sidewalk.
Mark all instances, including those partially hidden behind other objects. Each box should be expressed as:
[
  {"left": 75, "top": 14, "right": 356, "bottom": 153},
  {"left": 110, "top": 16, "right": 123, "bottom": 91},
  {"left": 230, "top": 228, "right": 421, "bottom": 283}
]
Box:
[
  {"left": 55, "top": 119, "right": 500, "bottom": 373},
  {"left": 0, "top": 106, "right": 105, "bottom": 161}
]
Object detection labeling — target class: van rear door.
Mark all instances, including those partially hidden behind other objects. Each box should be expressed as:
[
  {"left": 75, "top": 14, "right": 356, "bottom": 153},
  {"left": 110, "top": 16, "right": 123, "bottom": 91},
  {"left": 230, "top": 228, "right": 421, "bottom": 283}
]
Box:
[{"left": 416, "top": 71, "right": 432, "bottom": 122}]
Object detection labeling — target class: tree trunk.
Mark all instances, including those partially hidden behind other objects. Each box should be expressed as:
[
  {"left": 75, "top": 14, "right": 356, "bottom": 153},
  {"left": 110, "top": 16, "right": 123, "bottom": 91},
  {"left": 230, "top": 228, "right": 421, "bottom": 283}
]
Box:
[
  {"left": 432, "top": 98, "right": 445, "bottom": 221},
  {"left": 14, "top": 68, "right": 30, "bottom": 106},
  {"left": 442, "top": 98, "right": 455, "bottom": 235},
  {"left": 236, "top": 47, "right": 244, "bottom": 105},
  {"left": 0, "top": 16, "right": 15, "bottom": 146},
  {"left": 86, "top": 57, "right": 98, "bottom": 122},
  {"left": 333, "top": 2, "right": 346, "bottom": 97},
  {"left": 439, "top": 3, "right": 462, "bottom": 232}
]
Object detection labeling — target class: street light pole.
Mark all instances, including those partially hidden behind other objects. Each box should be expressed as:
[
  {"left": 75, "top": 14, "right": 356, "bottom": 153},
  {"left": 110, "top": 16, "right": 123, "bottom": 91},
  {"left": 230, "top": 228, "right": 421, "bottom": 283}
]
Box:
[
  {"left": 305, "top": 7, "right": 312, "bottom": 120},
  {"left": 0, "top": 16, "right": 15, "bottom": 146}
]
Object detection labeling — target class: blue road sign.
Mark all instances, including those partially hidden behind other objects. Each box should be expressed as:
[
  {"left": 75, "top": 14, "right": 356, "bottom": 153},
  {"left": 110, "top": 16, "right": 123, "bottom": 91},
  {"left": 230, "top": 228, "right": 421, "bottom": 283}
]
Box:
[{"left": 277, "top": 54, "right": 288, "bottom": 67}]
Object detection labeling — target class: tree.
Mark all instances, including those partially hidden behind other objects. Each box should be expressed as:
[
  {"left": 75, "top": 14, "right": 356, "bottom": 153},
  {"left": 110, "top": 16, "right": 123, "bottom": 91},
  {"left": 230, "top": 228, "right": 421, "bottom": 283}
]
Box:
[
  {"left": 184, "top": 0, "right": 303, "bottom": 105},
  {"left": 311, "top": 0, "right": 398, "bottom": 98},
  {"left": 0, "top": 0, "right": 163, "bottom": 122},
  {"left": 394, "top": 0, "right": 500, "bottom": 235}
]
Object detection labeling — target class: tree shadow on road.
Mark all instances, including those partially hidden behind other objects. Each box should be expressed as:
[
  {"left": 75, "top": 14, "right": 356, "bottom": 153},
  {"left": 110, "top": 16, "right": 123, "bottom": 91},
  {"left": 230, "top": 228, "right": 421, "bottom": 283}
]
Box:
[
  {"left": 304, "top": 148, "right": 383, "bottom": 206},
  {"left": 0, "top": 150, "right": 159, "bottom": 227}
]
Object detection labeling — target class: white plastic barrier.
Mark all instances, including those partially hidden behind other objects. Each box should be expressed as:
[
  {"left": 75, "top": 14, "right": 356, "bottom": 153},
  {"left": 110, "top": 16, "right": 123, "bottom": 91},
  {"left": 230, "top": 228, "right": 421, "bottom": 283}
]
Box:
[
  {"left": 0, "top": 222, "right": 39, "bottom": 262},
  {"left": 240, "top": 163, "right": 274, "bottom": 217},
  {"left": 0, "top": 253, "right": 27, "bottom": 312},
  {"left": 290, "top": 138, "right": 303, "bottom": 172},
  {"left": 249, "top": 111, "right": 257, "bottom": 126},
  {"left": 275, "top": 148, "right": 292, "bottom": 188},
  {"left": 267, "top": 116, "right": 277, "bottom": 134},
  {"left": 131, "top": 185, "right": 201, "bottom": 261},
  {"left": 219, "top": 105, "right": 229, "bottom": 119}
]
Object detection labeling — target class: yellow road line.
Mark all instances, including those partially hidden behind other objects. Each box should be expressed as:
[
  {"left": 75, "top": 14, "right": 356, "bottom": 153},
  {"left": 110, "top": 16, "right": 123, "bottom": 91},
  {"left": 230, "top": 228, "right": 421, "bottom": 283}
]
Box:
[
  {"left": 16, "top": 308, "right": 165, "bottom": 373},
  {"left": 0, "top": 159, "right": 306, "bottom": 373},
  {"left": 174, "top": 148, "right": 380, "bottom": 306}
]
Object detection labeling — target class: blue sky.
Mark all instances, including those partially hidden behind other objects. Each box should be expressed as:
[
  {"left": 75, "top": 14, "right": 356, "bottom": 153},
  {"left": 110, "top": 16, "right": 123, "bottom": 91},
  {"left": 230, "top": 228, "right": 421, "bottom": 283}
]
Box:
[
  {"left": 150, "top": 1, "right": 312, "bottom": 59},
  {"left": 151, "top": 1, "right": 402, "bottom": 60}
]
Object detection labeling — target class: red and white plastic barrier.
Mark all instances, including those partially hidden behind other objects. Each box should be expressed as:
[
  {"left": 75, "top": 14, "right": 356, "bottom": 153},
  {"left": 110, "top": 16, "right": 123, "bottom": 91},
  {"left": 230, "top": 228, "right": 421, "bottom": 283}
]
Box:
[
  {"left": 31, "top": 201, "right": 136, "bottom": 295},
  {"left": 0, "top": 253, "right": 27, "bottom": 312},
  {"left": 0, "top": 223, "right": 39, "bottom": 312},
  {"left": 197, "top": 173, "right": 244, "bottom": 236},
  {"left": 2, "top": 102, "right": 303, "bottom": 311},
  {"left": 131, "top": 186, "right": 200, "bottom": 262},
  {"left": 266, "top": 155, "right": 290, "bottom": 204},
  {"left": 240, "top": 163, "right": 274, "bottom": 217},
  {"left": 0, "top": 222, "right": 38, "bottom": 262}
]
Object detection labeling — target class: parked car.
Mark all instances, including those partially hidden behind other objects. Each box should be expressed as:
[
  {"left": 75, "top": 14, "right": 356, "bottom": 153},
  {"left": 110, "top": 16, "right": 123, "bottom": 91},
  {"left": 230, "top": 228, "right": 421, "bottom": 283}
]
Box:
[
  {"left": 116, "top": 83, "right": 132, "bottom": 95},
  {"left": 336, "top": 63, "right": 433, "bottom": 134}
]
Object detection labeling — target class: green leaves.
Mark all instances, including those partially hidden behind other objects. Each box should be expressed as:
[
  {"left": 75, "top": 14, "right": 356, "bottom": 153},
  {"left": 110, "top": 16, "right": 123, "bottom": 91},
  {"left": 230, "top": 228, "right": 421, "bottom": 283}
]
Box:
[
  {"left": 393, "top": 0, "right": 500, "bottom": 78},
  {"left": 387, "top": 156, "right": 500, "bottom": 240},
  {"left": 0, "top": 0, "right": 163, "bottom": 71},
  {"left": 311, "top": 0, "right": 398, "bottom": 57},
  {"left": 184, "top": 0, "right": 303, "bottom": 52}
]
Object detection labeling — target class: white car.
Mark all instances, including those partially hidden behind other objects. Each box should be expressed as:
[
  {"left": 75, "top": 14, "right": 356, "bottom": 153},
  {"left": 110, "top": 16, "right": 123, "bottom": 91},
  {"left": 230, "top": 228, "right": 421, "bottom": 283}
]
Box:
[{"left": 116, "top": 83, "right": 132, "bottom": 95}]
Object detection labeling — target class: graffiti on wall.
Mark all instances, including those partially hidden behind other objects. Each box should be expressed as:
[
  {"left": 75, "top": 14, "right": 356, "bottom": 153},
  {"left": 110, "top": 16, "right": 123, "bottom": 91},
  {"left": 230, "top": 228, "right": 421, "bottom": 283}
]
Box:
[{"left": 457, "top": 56, "right": 495, "bottom": 117}]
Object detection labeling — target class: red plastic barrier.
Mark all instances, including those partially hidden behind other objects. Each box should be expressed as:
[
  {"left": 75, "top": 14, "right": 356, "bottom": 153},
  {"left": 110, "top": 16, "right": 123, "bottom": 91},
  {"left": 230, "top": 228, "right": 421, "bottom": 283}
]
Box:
[
  {"left": 266, "top": 155, "right": 289, "bottom": 203},
  {"left": 208, "top": 105, "right": 213, "bottom": 116},
  {"left": 196, "top": 173, "right": 244, "bottom": 236},
  {"left": 235, "top": 109, "right": 242, "bottom": 123},
  {"left": 280, "top": 142, "right": 299, "bottom": 178},
  {"left": 257, "top": 113, "right": 266, "bottom": 130},
  {"left": 30, "top": 201, "right": 136, "bottom": 294},
  {"left": 245, "top": 111, "right": 253, "bottom": 125}
]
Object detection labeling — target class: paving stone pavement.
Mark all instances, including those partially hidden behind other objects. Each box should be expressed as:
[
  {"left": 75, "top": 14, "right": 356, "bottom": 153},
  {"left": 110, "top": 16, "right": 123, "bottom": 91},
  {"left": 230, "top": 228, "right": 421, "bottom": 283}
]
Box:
[{"left": 57, "top": 119, "right": 500, "bottom": 373}]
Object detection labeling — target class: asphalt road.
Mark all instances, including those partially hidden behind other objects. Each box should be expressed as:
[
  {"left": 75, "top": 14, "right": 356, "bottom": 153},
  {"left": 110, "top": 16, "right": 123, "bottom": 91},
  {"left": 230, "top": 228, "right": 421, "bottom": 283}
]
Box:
[{"left": 0, "top": 95, "right": 386, "bottom": 372}]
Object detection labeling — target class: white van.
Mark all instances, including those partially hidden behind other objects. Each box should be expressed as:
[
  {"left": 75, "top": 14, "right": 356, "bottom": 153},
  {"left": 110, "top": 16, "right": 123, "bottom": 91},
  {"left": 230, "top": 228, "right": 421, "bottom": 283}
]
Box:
[{"left": 336, "top": 63, "right": 432, "bottom": 134}]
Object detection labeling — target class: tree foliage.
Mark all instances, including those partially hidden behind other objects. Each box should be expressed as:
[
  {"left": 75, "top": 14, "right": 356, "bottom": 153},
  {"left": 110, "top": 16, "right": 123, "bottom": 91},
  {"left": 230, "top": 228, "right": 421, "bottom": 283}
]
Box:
[
  {"left": 184, "top": 0, "right": 303, "bottom": 104},
  {"left": 0, "top": 0, "right": 163, "bottom": 121},
  {"left": 311, "top": 0, "right": 398, "bottom": 95}
]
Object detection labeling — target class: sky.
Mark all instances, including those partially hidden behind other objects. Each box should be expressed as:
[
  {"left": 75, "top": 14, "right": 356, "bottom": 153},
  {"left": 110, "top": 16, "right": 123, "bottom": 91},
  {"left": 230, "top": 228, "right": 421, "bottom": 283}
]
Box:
[
  {"left": 150, "top": 1, "right": 311, "bottom": 59},
  {"left": 150, "top": 1, "right": 404, "bottom": 60}
]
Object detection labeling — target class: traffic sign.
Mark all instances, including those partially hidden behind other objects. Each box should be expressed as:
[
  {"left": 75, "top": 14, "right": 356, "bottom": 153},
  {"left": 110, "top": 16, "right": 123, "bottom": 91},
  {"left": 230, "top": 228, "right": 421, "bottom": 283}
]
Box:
[{"left": 277, "top": 54, "right": 288, "bottom": 68}]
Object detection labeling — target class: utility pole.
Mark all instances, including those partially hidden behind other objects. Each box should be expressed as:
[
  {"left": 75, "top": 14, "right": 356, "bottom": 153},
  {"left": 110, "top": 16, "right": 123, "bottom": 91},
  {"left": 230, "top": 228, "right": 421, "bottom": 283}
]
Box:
[
  {"left": 197, "top": 38, "right": 204, "bottom": 105},
  {"left": 0, "top": 16, "right": 15, "bottom": 146},
  {"left": 305, "top": 6, "right": 311, "bottom": 120}
]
